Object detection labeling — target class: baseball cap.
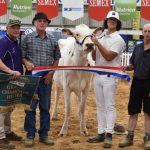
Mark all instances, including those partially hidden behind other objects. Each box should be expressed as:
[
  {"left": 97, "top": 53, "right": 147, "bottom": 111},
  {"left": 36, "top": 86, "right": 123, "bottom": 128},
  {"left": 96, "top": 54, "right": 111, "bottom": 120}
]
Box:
[
  {"left": 106, "top": 11, "right": 120, "bottom": 21},
  {"left": 7, "top": 19, "right": 21, "bottom": 26}
]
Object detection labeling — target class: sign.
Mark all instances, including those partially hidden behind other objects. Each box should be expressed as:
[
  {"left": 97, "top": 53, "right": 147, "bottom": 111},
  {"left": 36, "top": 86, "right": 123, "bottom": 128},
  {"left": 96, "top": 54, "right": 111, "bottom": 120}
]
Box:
[
  {"left": 62, "top": 0, "right": 84, "bottom": 21},
  {"left": 36, "top": 0, "right": 58, "bottom": 19},
  {"left": 0, "top": 73, "right": 40, "bottom": 106},
  {"left": 88, "top": 0, "right": 111, "bottom": 21},
  {"left": 0, "top": 0, "right": 7, "bottom": 16},
  {"left": 11, "top": 0, "right": 32, "bottom": 18},
  {"left": 115, "top": 0, "right": 136, "bottom": 21}
]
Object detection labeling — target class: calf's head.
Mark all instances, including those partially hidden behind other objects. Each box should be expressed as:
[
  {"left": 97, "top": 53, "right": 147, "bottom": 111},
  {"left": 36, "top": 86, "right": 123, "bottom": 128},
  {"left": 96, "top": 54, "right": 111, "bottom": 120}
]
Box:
[{"left": 73, "top": 24, "right": 94, "bottom": 53}]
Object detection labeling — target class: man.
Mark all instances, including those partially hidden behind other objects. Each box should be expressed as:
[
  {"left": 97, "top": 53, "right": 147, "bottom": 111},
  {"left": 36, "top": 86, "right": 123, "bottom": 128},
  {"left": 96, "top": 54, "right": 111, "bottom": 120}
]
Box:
[
  {"left": 87, "top": 11, "right": 126, "bottom": 148},
  {"left": 119, "top": 24, "right": 150, "bottom": 150},
  {"left": 0, "top": 19, "right": 23, "bottom": 150},
  {"left": 22, "top": 12, "right": 61, "bottom": 148}
]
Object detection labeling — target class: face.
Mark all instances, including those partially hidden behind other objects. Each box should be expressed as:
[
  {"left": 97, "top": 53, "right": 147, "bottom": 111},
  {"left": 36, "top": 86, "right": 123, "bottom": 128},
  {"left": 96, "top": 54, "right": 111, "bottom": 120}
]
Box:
[
  {"left": 7, "top": 25, "right": 20, "bottom": 40},
  {"left": 107, "top": 18, "right": 117, "bottom": 30},
  {"left": 143, "top": 24, "right": 150, "bottom": 40},
  {"left": 34, "top": 19, "right": 48, "bottom": 31}
]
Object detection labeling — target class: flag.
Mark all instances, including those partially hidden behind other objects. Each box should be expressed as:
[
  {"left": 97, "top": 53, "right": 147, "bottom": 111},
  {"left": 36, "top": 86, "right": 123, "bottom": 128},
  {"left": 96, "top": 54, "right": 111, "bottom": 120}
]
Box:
[
  {"left": 141, "top": 0, "right": 150, "bottom": 20},
  {"left": 11, "top": 0, "right": 32, "bottom": 18},
  {"left": 0, "top": 0, "right": 7, "bottom": 16},
  {"left": 36, "top": 0, "right": 58, "bottom": 19},
  {"left": 62, "top": 0, "right": 84, "bottom": 21},
  {"left": 115, "top": 0, "right": 136, "bottom": 21},
  {"left": 88, "top": 0, "right": 111, "bottom": 21}
]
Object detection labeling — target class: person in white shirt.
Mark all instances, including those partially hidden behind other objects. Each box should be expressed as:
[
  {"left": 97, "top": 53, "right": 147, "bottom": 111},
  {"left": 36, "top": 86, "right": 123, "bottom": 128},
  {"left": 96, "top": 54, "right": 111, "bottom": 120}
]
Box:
[{"left": 87, "top": 11, "right": 126, "bottom": 148}]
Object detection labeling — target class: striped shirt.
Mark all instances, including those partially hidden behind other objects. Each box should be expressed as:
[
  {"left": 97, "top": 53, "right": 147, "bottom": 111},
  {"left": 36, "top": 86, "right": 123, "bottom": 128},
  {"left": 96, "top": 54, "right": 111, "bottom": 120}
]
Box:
[{"left": 21, "top": 31, "right": 61, "bottom": 66}]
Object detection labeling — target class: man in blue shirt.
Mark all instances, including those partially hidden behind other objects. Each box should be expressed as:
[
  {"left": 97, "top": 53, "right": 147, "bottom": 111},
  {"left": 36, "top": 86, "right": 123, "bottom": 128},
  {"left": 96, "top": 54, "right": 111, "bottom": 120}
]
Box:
[
  {"left": 119, "top": 23, "right": 150, "bottom": 150},
  {"left": 0, "top": 19, "right": 23, "bottom": 150}
]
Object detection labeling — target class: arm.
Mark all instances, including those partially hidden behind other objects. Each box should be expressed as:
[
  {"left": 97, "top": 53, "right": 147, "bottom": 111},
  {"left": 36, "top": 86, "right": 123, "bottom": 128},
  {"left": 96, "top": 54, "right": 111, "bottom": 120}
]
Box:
[
  {"left": 0, "top": 59, "right": 21, "bottom": 76},
  {"left": 43, "top": 59, "right": 59, "bottom": 84},
  {"left": 22, "top": 58, "right": 34, "bottom": 71},
  {"left": 125, "top": 64, "right": 134, "bottom": 71},
  {"left": 21, "top": 35, "right": 34, "bottom": 71},
  {"left": 92, "top": 36, "right": 118, "bottom": 61}
]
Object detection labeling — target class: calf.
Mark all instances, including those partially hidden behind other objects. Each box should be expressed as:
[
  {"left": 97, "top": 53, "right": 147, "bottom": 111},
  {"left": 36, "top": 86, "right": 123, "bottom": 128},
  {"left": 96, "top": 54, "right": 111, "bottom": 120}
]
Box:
[{"left": 52, "top": 24, "right": 94, "bottom": 136}]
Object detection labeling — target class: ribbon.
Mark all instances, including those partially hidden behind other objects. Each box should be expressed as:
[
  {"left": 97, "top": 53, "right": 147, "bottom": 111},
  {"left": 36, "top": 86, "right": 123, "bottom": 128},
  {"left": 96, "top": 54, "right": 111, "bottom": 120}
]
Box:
[{"left": 32, "top": 66, "right": 131, "bottom": 82}]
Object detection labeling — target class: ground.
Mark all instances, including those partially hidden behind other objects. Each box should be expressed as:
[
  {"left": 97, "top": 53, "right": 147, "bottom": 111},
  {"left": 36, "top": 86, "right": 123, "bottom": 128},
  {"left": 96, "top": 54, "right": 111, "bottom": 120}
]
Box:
[{"left": 11, "top": 78, "right": 145, "bottom": 150}]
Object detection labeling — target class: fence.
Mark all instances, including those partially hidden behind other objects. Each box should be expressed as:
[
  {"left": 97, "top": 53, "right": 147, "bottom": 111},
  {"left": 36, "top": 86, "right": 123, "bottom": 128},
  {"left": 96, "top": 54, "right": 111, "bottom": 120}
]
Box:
[{"left": 121, "top": 52, "right": 132, "bottom": 67}]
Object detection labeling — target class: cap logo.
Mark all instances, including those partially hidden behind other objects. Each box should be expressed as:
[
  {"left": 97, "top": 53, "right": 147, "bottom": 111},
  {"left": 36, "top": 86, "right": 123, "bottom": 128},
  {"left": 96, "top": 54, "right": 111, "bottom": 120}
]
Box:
[{"left": 112, "top": 12, "right": 115, "bottom": 16}]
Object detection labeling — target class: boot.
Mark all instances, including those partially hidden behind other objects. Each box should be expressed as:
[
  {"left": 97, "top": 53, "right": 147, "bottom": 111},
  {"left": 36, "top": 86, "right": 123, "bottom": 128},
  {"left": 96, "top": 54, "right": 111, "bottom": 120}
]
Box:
[
  {"left": 103, "top": 133, "right": 112, "bottom": 148},
  {"left": 118, "top": 134, "right": 134, "bottom": 148},
  {"left": 0, "top": 138, "right": 15, "bottom": 150},
  {"left": 87, "top": 133, "right": 105, "bottom": 143},
  {"left": 6, "top": 132, "right": 22, "bottom": 141},
  {"left": 144, "top": 136, "right": 150, "bottom": 150},
  {"left": 39, "top": 136, "right": 54, "bottom": 146},
  {"left": 24, "top": 136, "right": 34, "bottom": 148}
]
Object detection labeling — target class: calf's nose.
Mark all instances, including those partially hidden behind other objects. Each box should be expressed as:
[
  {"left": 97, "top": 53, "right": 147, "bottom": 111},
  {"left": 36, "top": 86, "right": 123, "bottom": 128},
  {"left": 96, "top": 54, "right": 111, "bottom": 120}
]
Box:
[{"left": 86, "top": 43, "right": 94, "bottom": 49}]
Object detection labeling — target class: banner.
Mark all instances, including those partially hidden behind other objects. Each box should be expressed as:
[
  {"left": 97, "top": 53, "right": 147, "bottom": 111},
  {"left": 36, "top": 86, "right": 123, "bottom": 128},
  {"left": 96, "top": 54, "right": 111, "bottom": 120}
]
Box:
[
  {"left": 132, "top": 11, "right": 140, "bottom": 40},
  {"left": 115, "top": 0, "right": 136, "bottom": 21},
  {"left": 62, "top": 0, "right": 84, "bottom": 21},
  {"left": 11, "top": 0, "right": 32, "bottom": 18},
  {"left": 32, "top": 66, "right": 131, "bottom": 82},
  {"left": 88, "top": 0, "right": 111, "bottom": 21},
  {"left": 0, "top": 0, "right": 7, "bottom": 16},
  {"left": 141, "top": 0, "right": 150, "bottom": 20},
  {"left": 36, "top": 0, "right": 58, "bottom": 19},
  {"left": 0, "top": 73, "right": 40, "bottom": 106}
]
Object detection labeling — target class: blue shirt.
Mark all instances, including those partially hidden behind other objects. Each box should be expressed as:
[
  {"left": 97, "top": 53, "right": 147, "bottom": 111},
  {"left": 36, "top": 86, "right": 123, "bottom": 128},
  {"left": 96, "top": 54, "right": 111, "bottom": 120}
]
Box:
[
  {"left": 0, "top": 34, "right": 23, "bottom": 73},
  {"left": 130, "top": 43, "right": 150, "bottom": 79}
]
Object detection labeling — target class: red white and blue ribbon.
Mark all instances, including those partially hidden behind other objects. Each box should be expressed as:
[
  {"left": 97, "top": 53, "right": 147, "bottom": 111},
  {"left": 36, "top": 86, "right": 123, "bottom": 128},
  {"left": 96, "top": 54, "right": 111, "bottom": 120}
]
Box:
[{"left": 32, "top": 66, "right": 131, "bottom": 82}]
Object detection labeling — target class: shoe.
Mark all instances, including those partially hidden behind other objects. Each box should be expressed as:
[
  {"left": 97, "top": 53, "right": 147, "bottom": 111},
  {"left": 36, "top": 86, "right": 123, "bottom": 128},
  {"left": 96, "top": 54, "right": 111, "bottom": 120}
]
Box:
[
  {"left": 118, "top": 134, "right": 134, "bottom": 148},
  {"left": 0, "top": 138, "right": 15, "bottom": 150},
  {"left": 6, "top": 132, "right": 22, "bottom": 141},
  {"left": 87, "top": 133, "right": 105, "bottom": 143},
  {"left": 144, "top": 136, "right": 150, "bottom": 150},
  {"left": 103, "top": 133, "right": 112, "bottom": 148},
  {"left": 24, "top": 136, "right": 34, "bottom": 148},
  {"left": 39, "top": 137, "right": 54, "bottom": 146}
]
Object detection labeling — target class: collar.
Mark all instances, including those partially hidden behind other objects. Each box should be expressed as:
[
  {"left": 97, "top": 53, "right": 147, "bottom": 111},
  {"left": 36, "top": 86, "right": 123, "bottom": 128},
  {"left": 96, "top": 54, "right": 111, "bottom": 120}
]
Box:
[
  {"left": 105, "top": 31, "right": 118, "bottom": 38},
  {"left": 5, "top": 33, "right": 18, "bottom": 43},
  {"left": 33, "top": 31, "right": 49, "bottom": 39}
]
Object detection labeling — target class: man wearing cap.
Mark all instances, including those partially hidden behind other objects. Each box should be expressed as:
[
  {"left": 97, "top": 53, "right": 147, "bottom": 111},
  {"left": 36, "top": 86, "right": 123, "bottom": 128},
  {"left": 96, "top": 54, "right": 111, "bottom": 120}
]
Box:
[
  {"left": 87, "top": 11, "right": 126, "bottom": 148},
  {"left": 0, "top": 19, "right": 23, "bottom": 150},
  {"left": 22, "top": 12, "right": 61, "bottom": 147}
]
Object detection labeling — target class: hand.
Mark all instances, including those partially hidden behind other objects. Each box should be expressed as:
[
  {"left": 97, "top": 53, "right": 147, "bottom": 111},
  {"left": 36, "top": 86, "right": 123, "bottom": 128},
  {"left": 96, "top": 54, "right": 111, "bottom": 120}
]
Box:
[
  {"left": 10, "top": 71, "right": 21, "bottom": 77},
  {"left": 25, "top": 61, "right": 34, "bottom": 71},
  {"left": 91, "top": 36, "right": 99, "bottom": 45},
  {"left": 43, "top": 71, "right": 54, "bottom": 84}
]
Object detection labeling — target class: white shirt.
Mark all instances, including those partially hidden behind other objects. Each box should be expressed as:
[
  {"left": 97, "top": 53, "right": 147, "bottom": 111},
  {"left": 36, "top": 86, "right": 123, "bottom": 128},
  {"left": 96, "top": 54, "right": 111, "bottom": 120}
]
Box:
[{"left": 95, "top": 31, "right": 126, "bottom": 67}]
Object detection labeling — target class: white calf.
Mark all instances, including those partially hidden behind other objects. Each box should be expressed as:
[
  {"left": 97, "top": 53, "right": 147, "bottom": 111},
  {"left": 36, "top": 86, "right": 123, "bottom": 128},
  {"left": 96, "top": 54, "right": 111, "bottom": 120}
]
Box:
[{"left": 52, "top": 24, "right": 94, "bottom": 136}]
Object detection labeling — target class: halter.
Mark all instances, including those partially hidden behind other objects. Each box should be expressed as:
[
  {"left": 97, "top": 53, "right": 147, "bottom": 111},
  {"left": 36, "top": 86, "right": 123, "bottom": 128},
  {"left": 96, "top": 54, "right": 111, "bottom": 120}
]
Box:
[{"left": 76, "top": 35, "right": 93, "bottom": 46}]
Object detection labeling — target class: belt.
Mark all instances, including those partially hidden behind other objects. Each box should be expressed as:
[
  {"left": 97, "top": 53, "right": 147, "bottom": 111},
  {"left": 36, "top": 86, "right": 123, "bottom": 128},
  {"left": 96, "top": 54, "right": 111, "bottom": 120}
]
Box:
[{"left": 100, "top": 74, "right": 110, "bottom": 77}]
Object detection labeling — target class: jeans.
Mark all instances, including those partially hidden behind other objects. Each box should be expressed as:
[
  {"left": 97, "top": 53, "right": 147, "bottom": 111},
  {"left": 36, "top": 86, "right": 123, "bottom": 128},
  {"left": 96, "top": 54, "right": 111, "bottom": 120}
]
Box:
[{"left": 24, "top": 78, "right": 52, "bottom": 138}]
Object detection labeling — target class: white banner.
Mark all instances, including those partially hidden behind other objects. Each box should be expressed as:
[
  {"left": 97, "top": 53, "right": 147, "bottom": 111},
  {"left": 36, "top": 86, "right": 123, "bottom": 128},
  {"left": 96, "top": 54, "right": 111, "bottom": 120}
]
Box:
[{"left": 62, "top": 0, "right": 84, "bottom": 21}]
